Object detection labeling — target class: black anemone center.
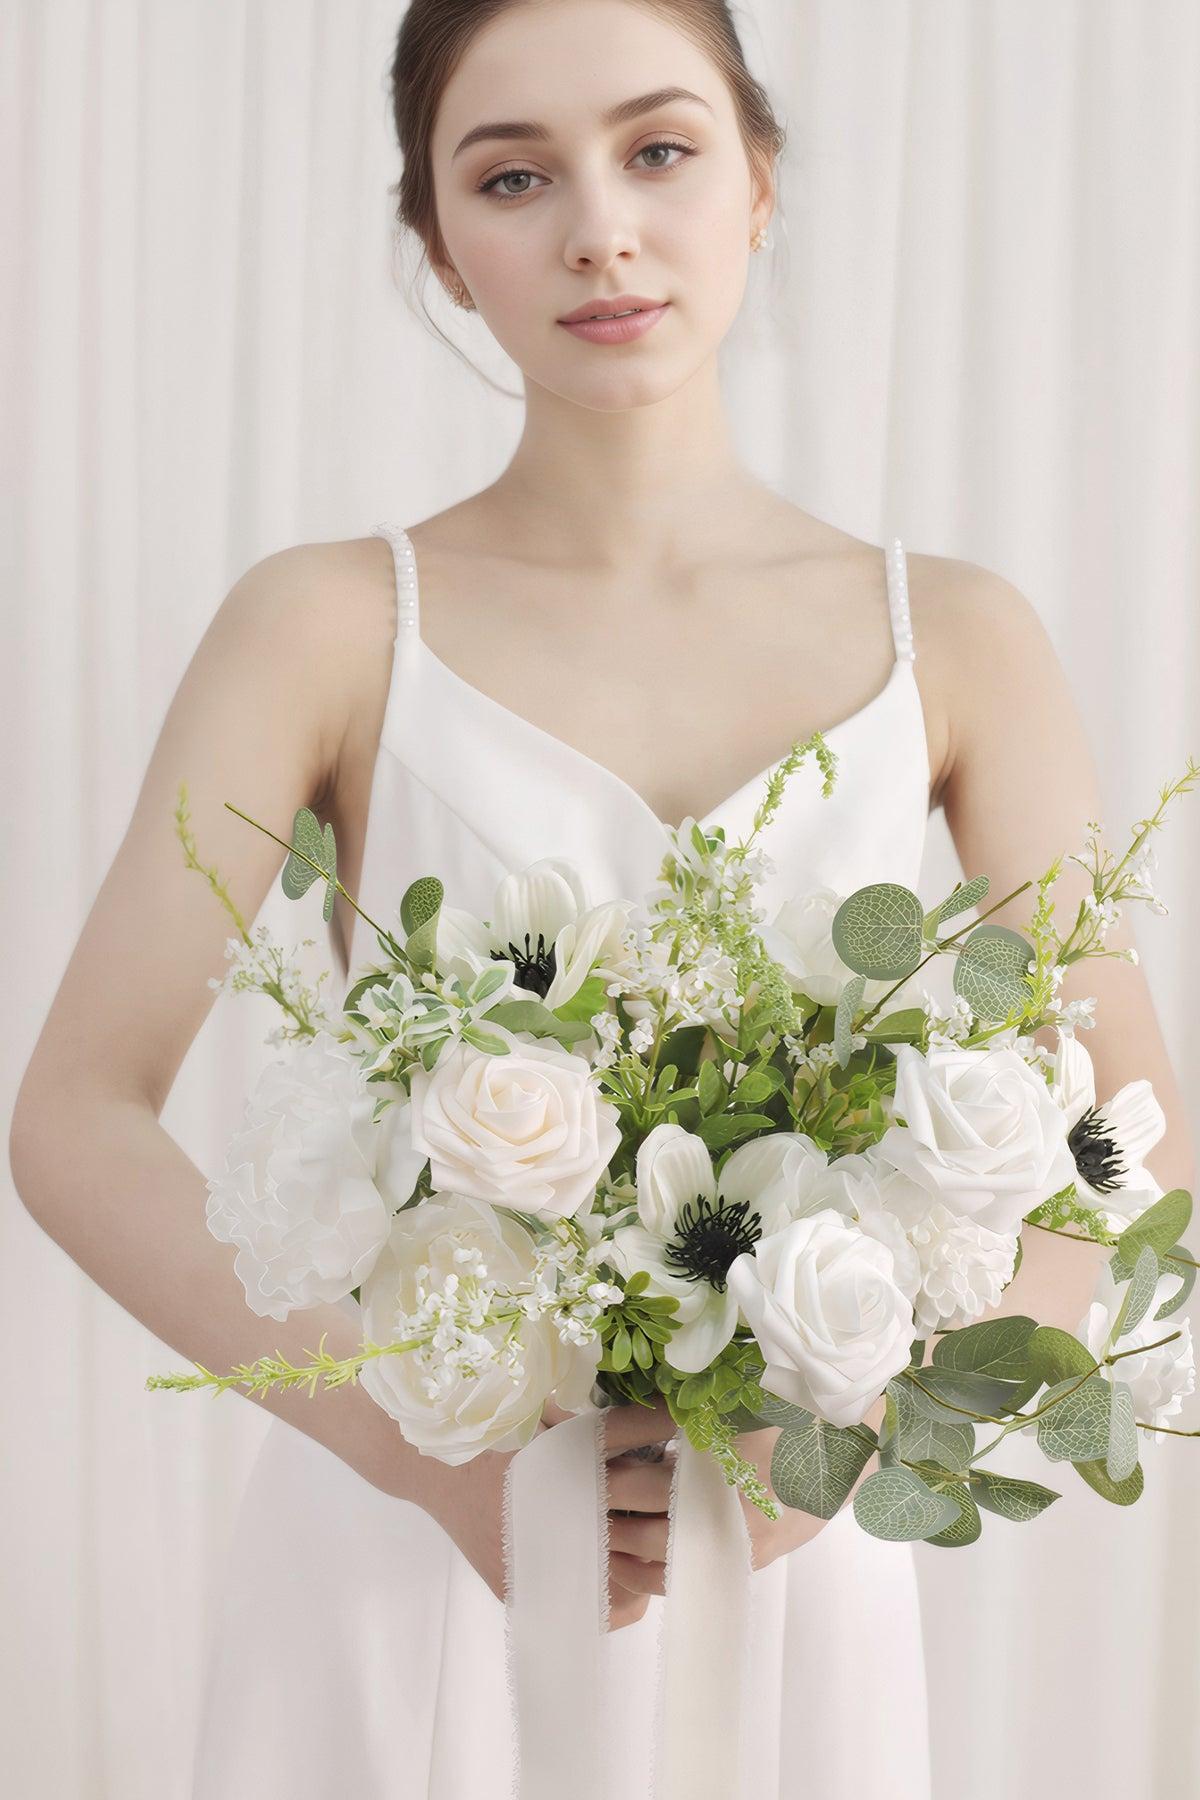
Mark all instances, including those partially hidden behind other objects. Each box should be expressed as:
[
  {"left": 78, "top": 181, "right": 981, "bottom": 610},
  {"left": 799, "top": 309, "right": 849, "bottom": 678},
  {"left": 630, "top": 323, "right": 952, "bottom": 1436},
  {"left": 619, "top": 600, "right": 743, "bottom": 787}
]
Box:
[
  {"left": 493, "top": 932, "right": 557, "bottom": 1000},
  {"left": 664, "top": 1192, "right": 763, "bottom": 1291},
  {"left": 1068, "top": 1105, "right": 1126, "bottom": 1194}
]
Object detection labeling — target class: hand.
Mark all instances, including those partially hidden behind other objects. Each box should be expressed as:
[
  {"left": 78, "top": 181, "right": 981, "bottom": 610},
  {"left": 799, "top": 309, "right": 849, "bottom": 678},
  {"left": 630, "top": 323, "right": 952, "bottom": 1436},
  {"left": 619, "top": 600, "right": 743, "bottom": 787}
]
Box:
[
  {"left": 606, "top": 1398, "right": 886, "bottom": 1594},
  {"left": 421, "top": 1395, "right": 679, "bottom": 1633}
]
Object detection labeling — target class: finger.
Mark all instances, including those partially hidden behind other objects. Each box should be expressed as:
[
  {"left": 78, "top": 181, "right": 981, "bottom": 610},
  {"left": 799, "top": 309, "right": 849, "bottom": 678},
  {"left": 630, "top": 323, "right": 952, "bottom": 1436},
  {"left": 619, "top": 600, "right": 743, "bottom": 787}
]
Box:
[
  {"left": 609, "top": 1514, "right": 669, "bottom": 1563},
  {"left": 608, "top": 1549, "right": 666, "bottom": 1598},
  {"left": 599, "top": 1397, "right": 678, "bottom": 1457},
  {"left": 605, "top": 1457, "right": 674, "bottom": 1513}
]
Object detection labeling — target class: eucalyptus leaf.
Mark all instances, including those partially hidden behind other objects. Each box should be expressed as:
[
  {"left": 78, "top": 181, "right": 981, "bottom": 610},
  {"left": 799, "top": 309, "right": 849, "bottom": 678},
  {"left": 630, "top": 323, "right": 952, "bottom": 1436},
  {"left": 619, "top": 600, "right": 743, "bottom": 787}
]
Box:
[
  {"left": 968, "top": 1468, "right": 1060, "bottom": 1523},
  {"left": 1105, "top": 1379, "right": 1139, "bottom": 1483},
  {"left": 1036, "top": 1373, "right": 1113, "bottom": 1463},
  {"left": 1027, "top": 1324, "right": 1097, "bottom": 1387},
  {"left": 951, "top": 923, "right": 1035, "bottom": 1021},
  {"left": 280, "top": 806, "right": 338, "bottom": 922},
  {"left": 831, "top": 884, "right": 925, "bottom": 981},
  {"left": 833, "top": 973, "right": 866, "bottom": 1069},
  {"left": 1073, "top": 1455, "right": 1144, "bottom": 1506},
  {"left": 924, "top": 1481, "right": 982, "bottom": 1548},
  {"left": 771, "top": 1417, "right": 875, "bottom": 1518},
  {"left": 853, "top": 1467, "right": 961, "bottom": 1541},
  {"left": 1112, "top": 1243, "right": 1162, "bottom": 1341},
  {"left": 1155, "top": 1243, "right": 1197, "bottom": 1319},
  {"left": 925, "top": 874, "right": 990, "bottom": 933},
  {"left": 1111, "top": 1189, "right": 1193, "bottom": 1281},
  {"left": 931, "top": 1314, "right": 1038, "bottom": 1381},
  {"left": 752, "top": 1392, "right": 815, "bottom": 1432},
  {"left": 905, "top": 1365, "right": 1026, "bottom": 1422}
]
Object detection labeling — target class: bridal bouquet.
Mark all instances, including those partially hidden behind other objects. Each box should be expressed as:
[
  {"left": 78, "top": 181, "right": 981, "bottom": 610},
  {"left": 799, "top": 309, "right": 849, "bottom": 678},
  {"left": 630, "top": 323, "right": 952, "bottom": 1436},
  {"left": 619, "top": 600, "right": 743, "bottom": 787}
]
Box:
[{"left": 152, "top": 745, "right": 1200, "bottom": 1549}]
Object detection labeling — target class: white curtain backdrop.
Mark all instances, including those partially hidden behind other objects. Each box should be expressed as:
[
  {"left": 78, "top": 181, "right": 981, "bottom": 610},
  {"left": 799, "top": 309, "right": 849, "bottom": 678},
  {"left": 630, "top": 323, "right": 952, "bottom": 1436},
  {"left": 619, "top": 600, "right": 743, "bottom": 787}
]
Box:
[{"left": 4, "top": 2, "right": 1198, "bottom": 1795}]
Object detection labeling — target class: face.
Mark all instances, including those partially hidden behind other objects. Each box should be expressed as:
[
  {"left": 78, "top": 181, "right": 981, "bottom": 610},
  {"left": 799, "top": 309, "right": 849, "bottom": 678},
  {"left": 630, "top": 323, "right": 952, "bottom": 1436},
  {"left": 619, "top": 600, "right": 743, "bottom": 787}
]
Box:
[{"left": 428, "top": 0, "right": 773, "bottom": 411}]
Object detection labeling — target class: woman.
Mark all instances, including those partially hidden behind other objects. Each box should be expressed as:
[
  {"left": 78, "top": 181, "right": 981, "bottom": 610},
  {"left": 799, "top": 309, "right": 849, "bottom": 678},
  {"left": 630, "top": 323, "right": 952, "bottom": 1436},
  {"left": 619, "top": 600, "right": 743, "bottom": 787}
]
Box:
[{"left": 11, "top": 1, "right": 1193, "bottom": 1796}]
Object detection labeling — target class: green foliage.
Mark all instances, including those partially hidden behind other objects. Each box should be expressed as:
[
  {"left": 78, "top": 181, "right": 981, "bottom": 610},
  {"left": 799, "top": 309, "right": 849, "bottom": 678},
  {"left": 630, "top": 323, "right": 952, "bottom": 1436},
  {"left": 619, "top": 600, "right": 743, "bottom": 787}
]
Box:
[
  {"left": 1036, "top": 1374, "right": 1113, "bottom": 1463},
  {"left": 596, "top": 1268, "right": 680, "bottom": 1380},
  {"left": 552, "top": 972, "right": 610, "bottom": 1024},
  {"left": 1110, "top": 1188, "right": 1192, "bottom": 1282},
  {"left": 951, "top": 923, "right": 1035, "bottom": 1019},
  {"left": 1073, "top": 1456, "right": 1145, "bottom": 1505},
  {"left": 833, "top": 973, "right": 866, "bottom": 1068},
  {"left": 853, "top": 1467, "right": 961, "bottom": 1541},
  {"left": 770, "top": 1412, "right": 877, "bottom": 1518},
  {"left": 859, "top": 1007, "right": 929, "bottom": 1046},
  {"left": 924, "top": 874, "right": 990, "bottom": 932},
  {"left": 399, "top": 875, "right": 444, "bottom": 935},
  {"left": 281, "top": 806, "right": 338, "bottom": 923},
  {"left": 487, "top": 996, "right": 593, "bottom": 1049},
  {"left": 968, "top": 1469, "right": 1060, "bottom": 1523},
  {"left": 831, "top": 884, "right": 925, "bottom": 981},
  {"left": 924, "top": 1481, "right": 982, "bottom": 1548}
]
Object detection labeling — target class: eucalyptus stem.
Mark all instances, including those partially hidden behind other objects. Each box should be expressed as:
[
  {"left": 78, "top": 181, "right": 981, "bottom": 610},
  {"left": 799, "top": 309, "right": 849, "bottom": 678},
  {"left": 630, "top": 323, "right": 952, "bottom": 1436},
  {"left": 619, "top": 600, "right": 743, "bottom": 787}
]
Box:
[
  {"left": 223, "top": 801, "right": 392, "bottom": 946},
  {"left": 856, "top": 877, "right": 1034, "bottom": 1032}
]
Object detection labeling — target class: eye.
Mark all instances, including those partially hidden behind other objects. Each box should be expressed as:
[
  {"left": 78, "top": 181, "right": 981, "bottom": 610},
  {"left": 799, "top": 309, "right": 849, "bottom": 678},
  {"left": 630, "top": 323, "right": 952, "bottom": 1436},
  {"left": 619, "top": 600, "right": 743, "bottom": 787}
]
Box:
[{"left": 477, "top": 137, "right": 697, "bottom": 206}]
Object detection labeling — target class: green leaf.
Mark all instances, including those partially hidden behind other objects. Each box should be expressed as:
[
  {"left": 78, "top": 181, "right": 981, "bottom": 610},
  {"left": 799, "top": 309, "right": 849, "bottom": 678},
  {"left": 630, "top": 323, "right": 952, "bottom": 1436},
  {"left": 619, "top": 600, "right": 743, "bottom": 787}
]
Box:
[
  {"left": 732, "top": 1067, "right": 785, "bottom": 1107},
  {"left": 831, "top": 884, "right": 925, "bottom": 981},
  {"left": 892, "top": 1381, "right": 974, "bottom": 1471},
  {"left": 931, "top": 1314, "right": 1038, "bottom": 1380},
  {"left": 697, "top": 1060, "right": 727, "bottom": 1116},
  {"left": 609, "top": 1326, "right": 633, "bottom": 1372},
  {"left": 1073, "top": 1455, "right": 1144, "bottom": 1506},
  {"left": 1036, "top": 1373, "right": 1112, "bottom": 1463},
  {"left": 925, "top": 874, "right": 990, "bottom": 933},
  {"left": 1112, "top": 1243, "right": 1162, "bottom": 1341},
  {"left": 624, "top": 1270, "right": 650, "bottom": 1298},
  {"left": 694, "top": 1112, "right": 775, "bottom": 1150},
  {"left": 924, "top": 1481, "right": 982, "bottom": 1548},
  {"left": 631, "top": 1328, "right": 654, "bottom": 1371},
  {"left": 852, "top": 1467, "right": 961, "bottom": 1541},
  {"left": 905, "top": 1365, "right": 1027, "bottom": 1422},
  {"left": 551, "top": 972, "right": 610, "bottom": 1024},
  {"left": 459, "top": 1025, "right": 511, "bottom": 1055},
  {"left": 405, "top": 913, "right": 440, "bottom": 974},
  {"left": 1106, "top": 1379, "right": 1139, "bottom": 1483},
  {"left": 657, "top": 1025, "right": 707, "bottom": 1083},
  {"left": 1156, "top": 1243, "right": 1197, "bottom": 1319},
  {"left": 399, "top": 875, "right": 443, "bottom": 936},
  {"left": 968, "top": 1468, "right": 1060, "bottom": 1523},
  {"left": 487, "top": 997, "right": 591, "bottom": 1049},
  {"left": 770, "top": 1417, "right": 875, "bottom": 1519},
  {"left": 951, "top": 923, "right": 1035, "bottom": 1021},
  {"left": 1027, "top": 1325, "right": 1097, "bottom": 1387},
  {"left": 1111, "top": 1189, "right": 1193, "bottom": 1281},
  {"left": 280, "top": 806, "right": 338, "bottom": 922},
  {"left": 833, "top": 973, "right": 866, "bottom": 1069},
  {"left": 752, "top": 1391, "right": 815, "bottom": 1432},
  {"left": 860, "top": 1008, "right": 929, "bottom": 1045},
  {"left": 467, "top": 963, "right": 510, "bottom": 1005}
]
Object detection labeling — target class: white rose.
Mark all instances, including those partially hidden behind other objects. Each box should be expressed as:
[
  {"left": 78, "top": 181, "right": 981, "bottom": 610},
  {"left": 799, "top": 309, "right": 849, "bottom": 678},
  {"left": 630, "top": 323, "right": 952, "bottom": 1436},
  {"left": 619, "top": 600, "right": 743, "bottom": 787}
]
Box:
[
  {"left": 1078, "top": 1260, "right": 1196, "bottom": 1443},
  {"left": 873, "top": 1042, "right": 1076, "bottom": 1236},
  {"left": 757, "top": 886, "right": 895, "bottom": 1009},
  {"left": 407, "top": 1025, "right": 620, "bottom": 1221},
  {"left": 360, "top": 1194, "right": 600, "bottom": 1463},
  {"left": 205, "top": 1030, "right": 424, "bottom": 1321},
  {"left": 726, "top": 1209, "right": 916, "bottom": 1428}
]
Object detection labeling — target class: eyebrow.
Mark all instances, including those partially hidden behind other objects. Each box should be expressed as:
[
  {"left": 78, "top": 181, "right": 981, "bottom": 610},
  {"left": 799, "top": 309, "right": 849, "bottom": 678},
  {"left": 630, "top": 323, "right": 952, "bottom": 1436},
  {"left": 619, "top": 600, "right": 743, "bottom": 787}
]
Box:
[{"left": 451, "top": 86, "right": 715, "bottom": 160}]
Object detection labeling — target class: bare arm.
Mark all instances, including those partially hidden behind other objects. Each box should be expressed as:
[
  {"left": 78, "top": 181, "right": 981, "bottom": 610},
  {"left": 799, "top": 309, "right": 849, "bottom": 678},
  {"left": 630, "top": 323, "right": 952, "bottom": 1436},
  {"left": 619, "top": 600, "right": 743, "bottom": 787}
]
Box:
[
  {"left": 929, "top": 555, "right": 1196, "bottom": 1340},
  {"left": 7, "top": 541, "right": 429, "bottom": 1505}
]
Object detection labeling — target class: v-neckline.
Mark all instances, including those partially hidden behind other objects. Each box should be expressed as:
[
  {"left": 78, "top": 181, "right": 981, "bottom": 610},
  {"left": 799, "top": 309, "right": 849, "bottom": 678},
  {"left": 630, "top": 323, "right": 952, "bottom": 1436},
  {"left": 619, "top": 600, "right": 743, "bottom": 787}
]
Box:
[{"left": 414, "top": 635, "right": 912, "bottom": 841}]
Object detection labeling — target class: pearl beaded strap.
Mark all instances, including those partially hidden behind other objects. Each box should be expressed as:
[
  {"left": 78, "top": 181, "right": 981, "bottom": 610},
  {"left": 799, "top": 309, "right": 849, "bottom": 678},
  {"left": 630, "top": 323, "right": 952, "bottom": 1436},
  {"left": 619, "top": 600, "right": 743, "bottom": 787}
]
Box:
[
  {"left": 373, "top": 521, "right": 421, "bottom": 635},
  {"left": 885, "top": 536, "right": 915, "bottom": 663}
]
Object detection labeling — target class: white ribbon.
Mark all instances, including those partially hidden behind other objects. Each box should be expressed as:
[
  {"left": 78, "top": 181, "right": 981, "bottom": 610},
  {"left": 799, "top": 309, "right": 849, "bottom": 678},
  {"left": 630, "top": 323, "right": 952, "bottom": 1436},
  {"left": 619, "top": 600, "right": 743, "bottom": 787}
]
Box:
[{"left": 503, "top": 1409, "right": 755, "bottom": 1799}]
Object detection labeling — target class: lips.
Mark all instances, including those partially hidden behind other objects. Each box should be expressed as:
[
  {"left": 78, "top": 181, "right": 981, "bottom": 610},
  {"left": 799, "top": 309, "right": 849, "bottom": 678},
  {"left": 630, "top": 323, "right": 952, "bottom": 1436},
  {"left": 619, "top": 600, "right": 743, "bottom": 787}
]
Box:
[{"left": 557, "top": 293, "right": 666, "bottom": 324}]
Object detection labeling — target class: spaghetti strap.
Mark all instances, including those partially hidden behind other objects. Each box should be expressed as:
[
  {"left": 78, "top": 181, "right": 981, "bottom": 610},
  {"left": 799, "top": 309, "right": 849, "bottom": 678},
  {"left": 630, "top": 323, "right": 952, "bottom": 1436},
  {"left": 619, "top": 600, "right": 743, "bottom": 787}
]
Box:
[
  {"left": 371, "top": 521, "right": 421, "bottom": 644},
  {"left": 884, "top": 537, "right": 915, "bottom": 665}
]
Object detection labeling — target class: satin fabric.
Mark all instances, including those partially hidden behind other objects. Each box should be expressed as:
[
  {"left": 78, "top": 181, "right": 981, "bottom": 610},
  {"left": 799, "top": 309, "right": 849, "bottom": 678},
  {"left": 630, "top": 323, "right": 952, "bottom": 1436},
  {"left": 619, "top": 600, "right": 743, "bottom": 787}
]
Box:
[{"left": 190, "top": 522, "right": 935, "bottom": 1799}]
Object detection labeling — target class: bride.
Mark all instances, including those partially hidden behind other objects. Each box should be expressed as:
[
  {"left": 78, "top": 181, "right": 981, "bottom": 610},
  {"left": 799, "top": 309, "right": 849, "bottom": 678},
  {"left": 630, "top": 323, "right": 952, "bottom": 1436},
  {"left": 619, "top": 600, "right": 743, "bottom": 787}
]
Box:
[{"left": 11, "top": 1, "right": 1193, "bottom": 1794}]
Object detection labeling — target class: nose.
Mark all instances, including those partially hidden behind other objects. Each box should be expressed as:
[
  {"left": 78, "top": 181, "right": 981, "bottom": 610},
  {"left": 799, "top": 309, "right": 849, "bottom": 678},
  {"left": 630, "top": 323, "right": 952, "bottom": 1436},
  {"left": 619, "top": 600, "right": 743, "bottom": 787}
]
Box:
[{"left": 561, "top": 185, "right": 640, "bottom": 273}]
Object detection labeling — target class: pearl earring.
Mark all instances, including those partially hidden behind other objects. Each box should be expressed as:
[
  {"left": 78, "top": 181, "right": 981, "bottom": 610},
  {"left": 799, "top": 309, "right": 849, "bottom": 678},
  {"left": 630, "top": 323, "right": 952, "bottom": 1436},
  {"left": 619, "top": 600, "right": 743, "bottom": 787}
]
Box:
[{"left": 750, "top": 226, "right": 770, "bottom": 253}]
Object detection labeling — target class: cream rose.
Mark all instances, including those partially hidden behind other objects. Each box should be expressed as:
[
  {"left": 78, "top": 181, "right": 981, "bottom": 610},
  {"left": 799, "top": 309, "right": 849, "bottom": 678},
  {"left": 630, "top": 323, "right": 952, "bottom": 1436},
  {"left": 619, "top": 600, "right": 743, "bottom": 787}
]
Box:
[
  {"left": 360, "top": 1194, "right": 601, "bottom": 1463},
  {"left": 727, "top": 1208, "right": 916, "bottom": 1428},
  {"left": 407, "top": 1026, "right": 621, "bottom": 1221},
  {"left": 757, "top": 885, "right": 896, "bottom": 1009},
  {"left": 872, "top": 1042, "right": 1076, "bottom": 1237}
]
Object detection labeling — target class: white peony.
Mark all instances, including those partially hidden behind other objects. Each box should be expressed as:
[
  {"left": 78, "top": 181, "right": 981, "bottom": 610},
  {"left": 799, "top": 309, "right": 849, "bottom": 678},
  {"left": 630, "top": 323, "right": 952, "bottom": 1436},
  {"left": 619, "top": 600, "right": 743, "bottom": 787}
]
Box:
[
  {"left": 1050, "top": 1029, "right": 1168, "bottom": 1232},
  {"left": 435, "top": 856, "right": 632, "bottom": 1010},
  {"left": 726, "top": 1209, "right": 917, "bottom": 1428},
  {"left": 606, "top": 1124, "right": 830, "bottom": 1373},
  {"left": 205, "top": 1030, "right": 425, "bottom": 1321},
  {"left": 1078, "top": 1260, "right": 1196, "bottom": 1443},
  {"left": 407, "top": 1025, "right": 621, "bottom": 1221},
  {"left": 359, "top": 1194, "right": 601, "bottom": 1463},
  {"left": 864, "top": 1155, "right": 1019, "bottom": 1333},
  {"left": 756, "top": 885, "right": 896, "bottom": 1009},
  {"left": 873, "top": 1042, "right": 1076, "bottom": 1237},
  {"left": 801, "top": 1151, "right": 924, "bottom": 1309}
]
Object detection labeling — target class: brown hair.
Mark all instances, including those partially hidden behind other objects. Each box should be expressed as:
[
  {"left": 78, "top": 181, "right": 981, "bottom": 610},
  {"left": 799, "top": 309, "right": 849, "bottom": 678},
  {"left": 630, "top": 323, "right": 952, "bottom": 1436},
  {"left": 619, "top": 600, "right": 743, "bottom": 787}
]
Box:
[{"left": 387, "top": 0, "right": 786, "bottom": 302}]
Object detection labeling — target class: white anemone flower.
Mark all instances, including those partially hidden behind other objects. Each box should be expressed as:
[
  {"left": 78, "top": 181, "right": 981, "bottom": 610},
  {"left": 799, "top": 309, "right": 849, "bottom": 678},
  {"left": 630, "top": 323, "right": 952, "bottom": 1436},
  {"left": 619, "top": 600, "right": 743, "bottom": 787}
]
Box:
[
  {"left": 1050, "top": 1029, "right": 1167, "bottom": 1232},
  {"left": 606, "top": 1122, "right": 830, "bottom": 1373},
  {"left": 435, "top": 856, "right": 632, "bottom": 1010}
]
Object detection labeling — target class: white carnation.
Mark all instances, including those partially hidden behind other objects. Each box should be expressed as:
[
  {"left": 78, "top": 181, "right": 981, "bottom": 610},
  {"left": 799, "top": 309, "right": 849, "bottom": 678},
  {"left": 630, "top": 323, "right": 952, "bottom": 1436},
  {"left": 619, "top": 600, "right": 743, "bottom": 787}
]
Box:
[
  {"left": 205, "top": 1030, "right": 424, "bottom": 1321},
  {"left": 867, "top": 1159, "right": 1019, "bottom": 1333}
]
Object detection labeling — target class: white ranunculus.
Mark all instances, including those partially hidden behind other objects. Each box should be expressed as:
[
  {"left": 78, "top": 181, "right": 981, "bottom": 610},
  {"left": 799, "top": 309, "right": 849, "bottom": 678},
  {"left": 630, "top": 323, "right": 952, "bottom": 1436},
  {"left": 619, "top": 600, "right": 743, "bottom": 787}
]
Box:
[
  {"left": 205, "top": 1030, "right": 425, "bottom": 1321},
  {"left": 1050, "top": 1029, "right": 1168, "bottom": 1232},
  {"left": 865, "top": 1154, "right": 1019, "bottom": 1333},
  {"left": 726, "top": 1209, "right": 916, "bottom": 1428},
  {"left": 756, "top": 885, "right": 896, "bottom": 1009},
  {"left": 435, "top": 856, "right": 633, "bottom": 1009},
  {"left": 1078, "top": 1260, "right": 1196, "bottom": 1442},
  {"left": 606, "top": 1124, "right": 831, "bottom": 1373},
  {"left": 873, "top": 1042, "right": 1076, "bottom": 1237},
  {"left": 360, "top": 1194, "right": 601, "bottom": 1463},
  {"left": 407, "top": 1025, "right": 620, "bottom": 1222}
]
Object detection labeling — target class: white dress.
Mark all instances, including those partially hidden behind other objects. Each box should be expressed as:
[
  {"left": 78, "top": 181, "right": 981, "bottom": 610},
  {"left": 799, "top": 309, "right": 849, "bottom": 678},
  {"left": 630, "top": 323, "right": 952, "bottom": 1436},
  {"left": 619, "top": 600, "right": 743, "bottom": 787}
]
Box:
[{"left": 191, "top": 525, "right": 934, "bottom": 1799}]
